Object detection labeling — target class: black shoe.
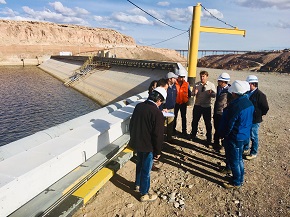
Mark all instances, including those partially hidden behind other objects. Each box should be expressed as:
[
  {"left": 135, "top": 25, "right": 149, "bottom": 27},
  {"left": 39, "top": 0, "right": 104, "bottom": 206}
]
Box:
[
  {"left": 181, "top": 132, "right": 190, "bottom": 140},
  {"left": 191, "top": 135, "right": 198, "bottom": 142},
  {"left": 206, "top": 140, "right": 213, "bottom": 149},
  {"left": 151, "top": 165, "right": 160, "bottom": 172}
]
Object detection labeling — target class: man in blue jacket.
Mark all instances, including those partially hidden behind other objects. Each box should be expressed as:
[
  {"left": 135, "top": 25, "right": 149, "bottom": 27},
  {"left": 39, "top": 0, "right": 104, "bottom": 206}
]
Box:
[
  {"left": 163, "top": 72, "right": 178, "bottom": 142},
  {"left": 129, "top": 87, "right": 167, "bottom": 201},
  {"left": 219, "top": 80, "right": 254, "bottom": 189}
]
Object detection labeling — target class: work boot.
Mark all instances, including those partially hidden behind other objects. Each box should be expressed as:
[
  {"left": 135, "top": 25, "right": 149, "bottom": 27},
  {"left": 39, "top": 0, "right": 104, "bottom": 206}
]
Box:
[
  {"left": 243, "top": 149, "right": 250, "bottom": 155},
  {"left": 222, "top": 182, "right": 241, "bottom": 190},
  {"left": 245, "top": 154, "right": 257, "bottom": 160},
  {"left": 219, "top": 166, "right": 232, "bottom": 174},
  {"left": 140, "top": 193, "right": 158, "bottom": 202}
]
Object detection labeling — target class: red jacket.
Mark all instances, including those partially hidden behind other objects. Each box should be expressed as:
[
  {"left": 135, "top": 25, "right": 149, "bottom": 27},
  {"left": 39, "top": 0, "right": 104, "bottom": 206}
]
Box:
[{"left": 176, "top": 81, "right": 190, "bottom": 104}]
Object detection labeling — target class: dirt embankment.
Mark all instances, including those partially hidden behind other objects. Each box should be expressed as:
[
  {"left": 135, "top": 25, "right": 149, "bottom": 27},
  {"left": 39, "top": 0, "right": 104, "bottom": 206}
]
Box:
[
  {"left": 197, "top": 50, "right": 290, "bottom": 73},
  {"left": 0, "top": 20, "right": 186, "bottom": 65}
]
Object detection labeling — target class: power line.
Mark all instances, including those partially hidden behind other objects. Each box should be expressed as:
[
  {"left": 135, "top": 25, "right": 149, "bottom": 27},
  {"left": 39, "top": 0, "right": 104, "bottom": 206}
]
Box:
[
  {"left": 200, "top": 4, "right": 236, "bottom": 29},
  {"left": 148, "top": 30, "right": 189, "bottom": 46},
  {"left": 125, "top": 0, "right": 189, "bottom": 48},
  {"left": 126, "top": 0, "right": 188, "bottom": 31}
]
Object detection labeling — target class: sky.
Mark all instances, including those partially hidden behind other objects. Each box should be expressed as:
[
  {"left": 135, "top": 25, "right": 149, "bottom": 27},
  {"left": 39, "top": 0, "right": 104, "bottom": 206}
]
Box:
[{"left": 0, "top": 0, "right": 289, "bottom": 52}]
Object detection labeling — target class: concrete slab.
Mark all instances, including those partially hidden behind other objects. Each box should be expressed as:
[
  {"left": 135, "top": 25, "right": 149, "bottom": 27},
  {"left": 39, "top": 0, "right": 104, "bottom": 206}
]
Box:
[
  {"left": 39, "top": 59, "right": 82, "bottom": 80},
  {"left": 9, "top": 134, "right": 130, "bottom": 217}
]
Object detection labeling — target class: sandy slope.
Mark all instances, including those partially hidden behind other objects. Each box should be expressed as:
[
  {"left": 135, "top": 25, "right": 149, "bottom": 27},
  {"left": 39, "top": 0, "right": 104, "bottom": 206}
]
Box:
[{"left": 72, "top": 68, "right": 290, "bottom": 217}]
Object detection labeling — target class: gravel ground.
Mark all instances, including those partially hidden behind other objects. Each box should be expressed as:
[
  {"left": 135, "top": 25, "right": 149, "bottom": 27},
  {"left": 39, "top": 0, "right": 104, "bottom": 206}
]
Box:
[{"left": 73, "top": 68, "right": 290, "bottom": 217}]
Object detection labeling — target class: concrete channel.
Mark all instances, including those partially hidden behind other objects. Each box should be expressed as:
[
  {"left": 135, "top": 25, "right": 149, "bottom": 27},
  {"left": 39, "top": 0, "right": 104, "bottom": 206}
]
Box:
[{"left": 0, "top": 56, "right": 185, "bottom": 216}]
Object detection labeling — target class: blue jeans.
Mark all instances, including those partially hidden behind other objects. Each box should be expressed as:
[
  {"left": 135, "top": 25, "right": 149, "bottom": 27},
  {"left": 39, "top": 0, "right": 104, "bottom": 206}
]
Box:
[
  {"left": 226, "top": 139, "right": 247, "bottom": 186},
  {"left": 244, "top": 123, "right": 260, "bottom": 155},
  {"left": 135, "top": 152, "right": 153, "bottom": 195},
  {"left": 223, "top": 139, "right": 231, "bottom": 171}
]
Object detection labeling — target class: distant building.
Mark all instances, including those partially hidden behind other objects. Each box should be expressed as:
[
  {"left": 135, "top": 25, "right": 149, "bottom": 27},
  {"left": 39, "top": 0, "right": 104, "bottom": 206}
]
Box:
[{"left": 59, "top": 51, "right": 72, "bottom": 56}]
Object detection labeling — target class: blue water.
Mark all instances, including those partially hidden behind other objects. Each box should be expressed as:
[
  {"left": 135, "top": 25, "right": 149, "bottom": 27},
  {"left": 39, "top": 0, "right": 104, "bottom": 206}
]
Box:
[{"left": 0, "top": 66, "right": 100, "bottom": 146}]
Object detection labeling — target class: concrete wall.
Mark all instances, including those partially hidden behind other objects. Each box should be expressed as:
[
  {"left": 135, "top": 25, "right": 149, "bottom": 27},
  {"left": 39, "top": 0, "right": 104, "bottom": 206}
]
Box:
[
  {"left": 38, "top": 57, "right": 169, "bottom": 105},
  {"left": 0, "top": 92, "right": 147, "bottom": 217}
]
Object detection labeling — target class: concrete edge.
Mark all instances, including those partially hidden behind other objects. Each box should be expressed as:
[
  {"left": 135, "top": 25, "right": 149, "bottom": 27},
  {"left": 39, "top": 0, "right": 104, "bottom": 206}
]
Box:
[
  {"left": 8, "top": 133, "right": 131, "bottom": 217},
  {"left": 46, "top": 147, "right": 134, "bottom": 217}
]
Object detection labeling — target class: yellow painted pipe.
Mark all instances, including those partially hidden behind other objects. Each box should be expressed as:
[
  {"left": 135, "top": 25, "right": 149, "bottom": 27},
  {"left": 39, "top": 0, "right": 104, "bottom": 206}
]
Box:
[
  {"left": 188, "top": 3, "right": 201, "bottom": 84},
  {"left": 200, "top": 26, "right": 246, "bottom": 36},
  {"left": 187, "top": 2, "right": 246, "bottom": 93}
]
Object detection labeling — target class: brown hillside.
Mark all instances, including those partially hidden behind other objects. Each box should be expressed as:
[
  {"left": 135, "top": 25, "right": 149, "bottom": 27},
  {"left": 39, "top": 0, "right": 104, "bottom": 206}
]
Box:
[
  {"left": 198, "top": 50, "right": 290, "bottom": 73},
  {"left": 0, "top": 20, "right": 186, "bottom": 64}
]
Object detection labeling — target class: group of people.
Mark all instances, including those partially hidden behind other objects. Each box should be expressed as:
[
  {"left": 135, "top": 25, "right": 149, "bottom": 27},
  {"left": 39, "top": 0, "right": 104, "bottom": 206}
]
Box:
[{"left": 129, "top": 69, "right": 269, "bottom": 201}]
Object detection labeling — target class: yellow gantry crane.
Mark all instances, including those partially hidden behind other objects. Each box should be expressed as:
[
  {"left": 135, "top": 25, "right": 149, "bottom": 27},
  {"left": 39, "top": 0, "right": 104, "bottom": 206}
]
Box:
[{"left": 187, "top": 3, "right": 246, "bottom": 91}]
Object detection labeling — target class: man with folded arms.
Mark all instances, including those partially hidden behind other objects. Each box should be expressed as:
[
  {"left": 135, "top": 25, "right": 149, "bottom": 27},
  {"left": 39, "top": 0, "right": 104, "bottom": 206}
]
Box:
[{"left": 244, "top": 75, "right": 269, "bottom": 160}]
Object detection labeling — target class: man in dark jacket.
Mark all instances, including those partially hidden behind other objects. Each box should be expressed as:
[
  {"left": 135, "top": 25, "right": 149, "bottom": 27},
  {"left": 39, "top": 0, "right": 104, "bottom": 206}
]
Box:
[
  {"left": 244, "top": 75, "right": 269, "bottom": 160},
  {"left": 219, "top": 80, "right": 254, "bottom": 189},
  {"left": 213, "top": 72, "right": 231, "bottom": 151},
  {"left": 129, "top": 87, "right": 167, "bottom": 202}
]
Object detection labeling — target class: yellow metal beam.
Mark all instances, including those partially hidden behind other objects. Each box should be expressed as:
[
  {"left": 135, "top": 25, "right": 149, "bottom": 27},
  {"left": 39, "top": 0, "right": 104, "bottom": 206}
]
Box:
[
  {"left": 200, "top": 26, "right": 246, "bottom": 37},
  {"left": 187, "top": 2, "right": 246, "bottom": 98},
  {"left": 72, "top": 168, "right": 114, "bottom": 204},
  {"left": 71, "top": 147, "right": 134, "bottom": 204}
]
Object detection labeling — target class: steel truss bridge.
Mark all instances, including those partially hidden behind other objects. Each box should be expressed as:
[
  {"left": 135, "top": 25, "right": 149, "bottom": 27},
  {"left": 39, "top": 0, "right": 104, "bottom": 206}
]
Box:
[{"left": 176, "top": 49, "right": 251, "bottom": 58}]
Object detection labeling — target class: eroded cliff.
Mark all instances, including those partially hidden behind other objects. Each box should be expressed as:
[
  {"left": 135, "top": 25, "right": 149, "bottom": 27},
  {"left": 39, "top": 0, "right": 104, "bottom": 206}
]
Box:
[{"left": 0, "top": 20, "right": 186, "bottom": 64}]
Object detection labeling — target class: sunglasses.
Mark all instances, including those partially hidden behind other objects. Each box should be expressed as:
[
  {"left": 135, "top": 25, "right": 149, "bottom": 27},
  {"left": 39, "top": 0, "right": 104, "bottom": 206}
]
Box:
[{"left": 202, "top": 85, "right": 206, "bottom": 92}]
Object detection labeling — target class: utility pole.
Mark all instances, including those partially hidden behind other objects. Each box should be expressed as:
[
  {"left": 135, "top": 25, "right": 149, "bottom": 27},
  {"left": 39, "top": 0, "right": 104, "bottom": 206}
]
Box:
[{"left": 187, "top": 3, "right": 246, "bottom": 104}]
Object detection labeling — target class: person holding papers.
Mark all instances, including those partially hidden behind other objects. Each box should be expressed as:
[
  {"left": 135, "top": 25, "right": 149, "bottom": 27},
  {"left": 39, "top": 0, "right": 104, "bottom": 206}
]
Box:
[{"left": 162, "top": 72, "right": 178, "bottom": 142}]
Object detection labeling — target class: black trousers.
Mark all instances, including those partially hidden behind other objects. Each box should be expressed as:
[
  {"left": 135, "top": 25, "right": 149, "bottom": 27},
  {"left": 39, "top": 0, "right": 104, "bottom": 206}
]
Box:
[
  {"left": 213, "top": 113, "right": 222, "bottom": 145},
  {"left": 191, "top": 105, "right": 212, "bottom": 142},
  {"left": 173, "top": 103, "right": 187, "bottom": 134}
]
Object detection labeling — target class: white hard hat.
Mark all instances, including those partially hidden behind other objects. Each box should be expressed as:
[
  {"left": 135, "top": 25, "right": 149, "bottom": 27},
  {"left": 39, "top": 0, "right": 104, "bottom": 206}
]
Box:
[
  {"left": 246, "top": 75, "right": 258, "bottom": 83},
  {"left": 154, "top": 87, "right": 167, "bottom": 101},
  {"left": 217, "top": 72, "right": 230, "bottom": 82},
  {"left": 166, "top": 72, "right": 178, "bottom": 79},
  {"left": 177, "top": 63, "right": 187, "bottom": 77},
  {"left": 228, "top": 80, "right": 250, "bottom": 95},
  {"left": 178, "top": 69, "right": 187, "bottom": 77}
]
